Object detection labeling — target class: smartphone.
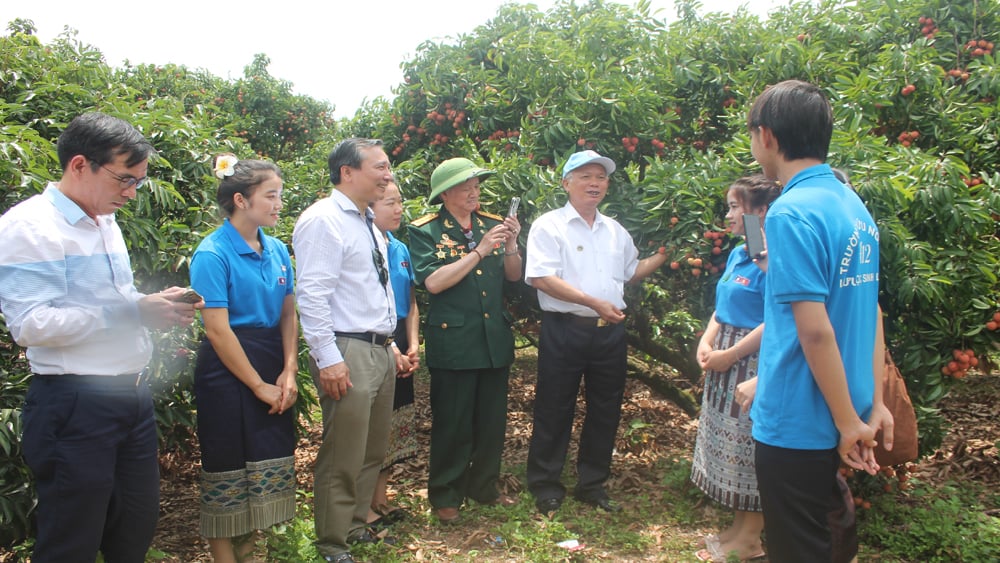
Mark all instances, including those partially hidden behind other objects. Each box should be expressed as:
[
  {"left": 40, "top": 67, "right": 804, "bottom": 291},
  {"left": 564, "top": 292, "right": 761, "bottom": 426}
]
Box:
[
  {"left": 743, "top": 213, "right": 766, "bottom": 259},
  {"left": 508, "top": 196, "right": 521, "bottom": 218},
  {"left": 180, "top": 288, "right": 203, "bottom": 304}
]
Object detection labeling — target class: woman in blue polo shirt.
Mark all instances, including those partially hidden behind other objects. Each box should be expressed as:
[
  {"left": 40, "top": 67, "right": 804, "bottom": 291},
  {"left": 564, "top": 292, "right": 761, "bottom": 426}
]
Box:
[
  {"left": 190, "top": 156, "right": 298, "bottom": 563},
  {"left": 691, "top": 174, "right": 781, "bottom": 563},
  {"left": 367, "top": 178, "right": 420, "bottom": 527}
]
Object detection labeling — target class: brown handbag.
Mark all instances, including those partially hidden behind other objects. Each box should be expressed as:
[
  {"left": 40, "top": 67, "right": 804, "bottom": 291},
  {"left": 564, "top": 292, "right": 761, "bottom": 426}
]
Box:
[{"left": 874, "top": 350, "right": 919, "bottom": 466}]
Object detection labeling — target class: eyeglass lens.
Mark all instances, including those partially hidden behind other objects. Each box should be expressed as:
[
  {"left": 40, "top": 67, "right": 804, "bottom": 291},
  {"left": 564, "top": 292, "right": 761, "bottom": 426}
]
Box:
[{"left": 101, "top": 165, "right": 147, "bottom": 189}]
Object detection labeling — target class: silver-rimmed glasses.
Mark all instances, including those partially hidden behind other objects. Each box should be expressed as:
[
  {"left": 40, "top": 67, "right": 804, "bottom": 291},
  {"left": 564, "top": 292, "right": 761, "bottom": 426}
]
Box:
[{"left": 99, "top": 164, "right": 148, "bottom": 190}]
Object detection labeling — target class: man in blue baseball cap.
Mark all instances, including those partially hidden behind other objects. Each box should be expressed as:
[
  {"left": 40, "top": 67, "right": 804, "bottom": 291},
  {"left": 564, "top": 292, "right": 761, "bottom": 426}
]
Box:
[{"left": 523, "top": 149, "right": 667, "bottom": 515}]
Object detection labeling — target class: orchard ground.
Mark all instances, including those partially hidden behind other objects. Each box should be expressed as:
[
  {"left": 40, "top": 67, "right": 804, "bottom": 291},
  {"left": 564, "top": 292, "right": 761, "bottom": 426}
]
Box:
[
  {"left": 137, "top": 346, "right": 1000, "bottom": 563},
  {"left": 4, "top": 347, "right": 995, "bottom": 562}
]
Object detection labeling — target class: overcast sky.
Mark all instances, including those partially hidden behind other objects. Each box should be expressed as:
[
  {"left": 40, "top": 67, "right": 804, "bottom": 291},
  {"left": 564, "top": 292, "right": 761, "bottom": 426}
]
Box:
[{"left": 2, "top": 0, "right": 788, "bottom": 118}]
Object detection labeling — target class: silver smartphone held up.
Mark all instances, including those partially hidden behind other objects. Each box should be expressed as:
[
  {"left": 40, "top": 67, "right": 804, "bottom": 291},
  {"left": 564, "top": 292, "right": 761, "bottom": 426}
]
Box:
[
  {"left": 508, "top": 196, "right": 521, "bottom": 218},
  {"left": 743, "top": 213, "right": 765, "bottom": 259}
]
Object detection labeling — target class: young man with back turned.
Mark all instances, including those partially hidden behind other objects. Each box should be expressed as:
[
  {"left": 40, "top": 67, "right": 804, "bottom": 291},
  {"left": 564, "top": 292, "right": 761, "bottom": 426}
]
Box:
[{"left": 747, "top": 80, "right": 893, "bottom": 562}]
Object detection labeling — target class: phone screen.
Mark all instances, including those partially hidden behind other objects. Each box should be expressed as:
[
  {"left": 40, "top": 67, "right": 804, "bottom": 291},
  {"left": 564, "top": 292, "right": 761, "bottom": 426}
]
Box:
[
  {"left": 743, "top": 213, "right": 765, "bottom": 259},
  {"left": 181, "top": 288, "right": 204, "bottom": 304},
  {"left": 508, "top": 197, "right": 521, "bottom": 218}
]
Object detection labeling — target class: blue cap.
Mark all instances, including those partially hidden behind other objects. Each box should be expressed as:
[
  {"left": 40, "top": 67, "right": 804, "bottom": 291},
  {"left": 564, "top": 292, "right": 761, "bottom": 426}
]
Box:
[{"left": 562, "top": 150, "right": 616, "bottom": 179}]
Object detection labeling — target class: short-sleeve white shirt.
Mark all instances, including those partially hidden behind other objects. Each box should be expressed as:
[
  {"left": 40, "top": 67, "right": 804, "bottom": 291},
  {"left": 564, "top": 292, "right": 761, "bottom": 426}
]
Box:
[{"left": 525, "top": 202, "right": 638, "bottom": 315}]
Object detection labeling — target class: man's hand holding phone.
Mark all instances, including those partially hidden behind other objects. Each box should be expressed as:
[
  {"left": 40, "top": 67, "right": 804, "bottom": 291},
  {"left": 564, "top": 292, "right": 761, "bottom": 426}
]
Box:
[
  {"left": 180, "top": 288, "right": 204, "bottom": 304},
  {"left": 508, "top": 196, "right": 521, "bottom": 218},
  {"left": 139, "top": 287, "right": 201, "bottom": 329},
  {"left": 504, "top": 197, "right": 522, "bottom": 254}
]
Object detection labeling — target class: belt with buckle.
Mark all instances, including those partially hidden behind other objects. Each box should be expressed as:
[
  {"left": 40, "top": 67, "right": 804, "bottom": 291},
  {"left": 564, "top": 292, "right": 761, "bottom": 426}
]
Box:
[
  {"left": 335, "top": 331, "right": 394, "bottom": 346},
  {"left": 549, "top": 312, "right": 610, "bottom": 328},
  {"left": 38, "top": 371, "right": 149, "bottom": 387}
]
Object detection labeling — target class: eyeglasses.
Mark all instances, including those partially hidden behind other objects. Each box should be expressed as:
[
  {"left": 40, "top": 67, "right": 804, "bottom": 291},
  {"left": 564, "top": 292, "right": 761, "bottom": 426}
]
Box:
[
  {"left": 463, "top": 228, "right": 477, "bottom": 250},
  {"left": 100, "top": 165, "right": 148, "bottom": 190},
  {"left": 365, "top": 215, "right": 390, "bottom": 286},
  {"left": 371, "top": 247, "right": 389, "bottom": 286}
]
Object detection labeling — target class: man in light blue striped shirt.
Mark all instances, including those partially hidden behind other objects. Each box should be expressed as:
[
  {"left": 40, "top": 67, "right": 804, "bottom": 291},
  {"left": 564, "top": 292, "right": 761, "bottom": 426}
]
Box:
[{"left": 0, "top": 112, "right": 200, "bottom": 562}]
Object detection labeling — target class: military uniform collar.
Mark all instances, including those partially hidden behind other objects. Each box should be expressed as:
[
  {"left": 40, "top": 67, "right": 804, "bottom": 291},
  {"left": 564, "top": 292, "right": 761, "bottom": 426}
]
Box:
[{"left": 438, "top": 206, "right": 485, "bottom": 232}]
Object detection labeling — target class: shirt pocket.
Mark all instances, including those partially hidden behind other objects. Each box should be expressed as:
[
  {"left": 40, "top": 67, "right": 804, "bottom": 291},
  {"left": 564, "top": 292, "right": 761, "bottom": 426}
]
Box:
[
  {"left": 595, "top": 249, "right": 627, "bottom": 282},
  {"left": 427, "top": 308, "right": 466, "bottom": 332}
]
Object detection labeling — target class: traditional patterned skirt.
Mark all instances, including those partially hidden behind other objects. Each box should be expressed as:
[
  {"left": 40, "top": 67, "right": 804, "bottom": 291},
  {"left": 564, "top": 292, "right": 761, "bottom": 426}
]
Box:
[
  {"left": 690, "top": 323, "right": 761, "bottom": 512},
  {"left": 383, "top": 323, "right": 418, "bottom": 470},
  {"left": 194, "top": 326, "right": 297, "bottom": 538}
]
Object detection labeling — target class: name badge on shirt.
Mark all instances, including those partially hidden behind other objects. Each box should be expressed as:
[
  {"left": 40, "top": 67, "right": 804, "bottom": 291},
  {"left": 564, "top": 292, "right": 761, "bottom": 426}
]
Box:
[{"left": 733, "top": 275, "right": 751, "bottom": 287}]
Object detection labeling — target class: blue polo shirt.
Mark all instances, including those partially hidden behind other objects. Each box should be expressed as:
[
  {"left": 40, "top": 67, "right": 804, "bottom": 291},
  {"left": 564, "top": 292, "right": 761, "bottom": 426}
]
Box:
[
  {"left": 386, "top": 232, "right": 414, "bottom": 320},
  {"left": 751, "top": 164, "right": 879, "bottom": 450},
  {"left": 713, "top": 245, "right": 765, "bottom": 330},
  {"left": 190, "top": 219, "right": 294, "bottom": 329}
]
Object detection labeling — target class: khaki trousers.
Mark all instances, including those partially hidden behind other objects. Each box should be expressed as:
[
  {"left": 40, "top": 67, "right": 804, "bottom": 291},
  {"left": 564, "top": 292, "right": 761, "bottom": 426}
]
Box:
[{"left": 311, "top": 338, "right": 395, "bottom": 556}]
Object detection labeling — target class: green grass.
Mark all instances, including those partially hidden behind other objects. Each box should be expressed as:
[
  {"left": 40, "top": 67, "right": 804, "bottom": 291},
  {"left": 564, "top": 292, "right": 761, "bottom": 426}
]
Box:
[
  {"left": 106, "top": 456, "right": 998, "bottom": 562},
  {"left": 175, "top": 460, "right": 799, "bottom": 561},
  {"left": 859, "top": 479, "right": 1000, "bottom": 562}
]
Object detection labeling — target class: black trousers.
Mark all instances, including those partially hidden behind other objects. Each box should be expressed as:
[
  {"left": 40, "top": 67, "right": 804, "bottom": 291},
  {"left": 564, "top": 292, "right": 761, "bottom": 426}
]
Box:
[
  {"left": 526, "top": 312, "right": 627, "bottom": 501},
  {"left": 755, "top": 441, "right": 841, "bottom": 563},
  {"left": 21, "top": 374, "right": 159, "bottom": 563}
]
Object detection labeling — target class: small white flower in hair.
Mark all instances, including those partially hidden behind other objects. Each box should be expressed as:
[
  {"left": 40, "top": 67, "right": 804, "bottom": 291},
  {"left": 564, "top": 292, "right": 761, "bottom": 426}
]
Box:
[{"left": 214, "top": 155, "right": 239, "bottom": 179}]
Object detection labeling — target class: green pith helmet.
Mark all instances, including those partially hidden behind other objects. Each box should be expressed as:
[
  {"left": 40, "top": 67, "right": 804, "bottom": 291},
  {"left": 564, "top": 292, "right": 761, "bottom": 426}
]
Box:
[{"left": 428, "top": 158, "right": 495, "bottom": 204}]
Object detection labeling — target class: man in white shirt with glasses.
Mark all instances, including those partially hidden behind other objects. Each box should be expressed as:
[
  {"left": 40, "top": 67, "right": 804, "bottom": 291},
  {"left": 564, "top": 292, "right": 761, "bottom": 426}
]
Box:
[{"left": 0, "top": 112, "right": 199, "bottom": 562}]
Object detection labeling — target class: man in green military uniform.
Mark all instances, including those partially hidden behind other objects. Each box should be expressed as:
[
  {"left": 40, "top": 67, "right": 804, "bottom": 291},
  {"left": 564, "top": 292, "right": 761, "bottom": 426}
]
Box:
[{"left": 408, "top": 157, "right": 523, "bottom": 523}]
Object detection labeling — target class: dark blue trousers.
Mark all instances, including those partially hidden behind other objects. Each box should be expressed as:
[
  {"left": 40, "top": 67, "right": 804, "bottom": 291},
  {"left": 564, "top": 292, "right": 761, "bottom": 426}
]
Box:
[
  {"left": 21, "top": 374, "right": 160, "bottom": 563},
  {"left": 527, "top": 312, "right": 627, "bottom": 502}
]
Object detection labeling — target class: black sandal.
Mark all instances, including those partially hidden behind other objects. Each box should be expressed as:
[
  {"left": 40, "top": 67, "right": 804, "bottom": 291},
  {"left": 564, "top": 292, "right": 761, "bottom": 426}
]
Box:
[{"left": 372, "top": 503, "right": 410, "bottom": 524}]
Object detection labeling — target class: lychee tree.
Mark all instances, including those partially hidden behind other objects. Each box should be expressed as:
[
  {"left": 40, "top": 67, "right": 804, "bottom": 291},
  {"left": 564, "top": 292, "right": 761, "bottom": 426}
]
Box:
[
  {"left": 350, "top": 0, "right": 1000, "bottom": 450},
  {"left": 0, "top": 21, "right": 333, "bottom": 544}
]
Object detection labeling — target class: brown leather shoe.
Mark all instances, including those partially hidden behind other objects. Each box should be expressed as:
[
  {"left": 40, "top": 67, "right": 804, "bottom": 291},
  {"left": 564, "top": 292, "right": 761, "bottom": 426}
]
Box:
[{"left": 435, "top": 506, "right": 460, "bottom": 524}]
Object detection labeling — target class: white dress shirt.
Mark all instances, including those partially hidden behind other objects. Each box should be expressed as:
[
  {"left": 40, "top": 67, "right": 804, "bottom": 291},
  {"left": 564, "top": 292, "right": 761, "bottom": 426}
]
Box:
[
  {"left": 293, "top": 189, "right": 396, "bottom": 369},
  {"left": 525, "top": 202, "right": 638, "bottom": 315},
  {"left": 0, "top": 184, "right": 151, "bottom": 375}
]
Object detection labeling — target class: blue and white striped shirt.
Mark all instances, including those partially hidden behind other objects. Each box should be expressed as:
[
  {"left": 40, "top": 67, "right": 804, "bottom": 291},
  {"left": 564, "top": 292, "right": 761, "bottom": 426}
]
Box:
[{"left": 0, "top": 184, "right": 151, "bottom": 375}]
